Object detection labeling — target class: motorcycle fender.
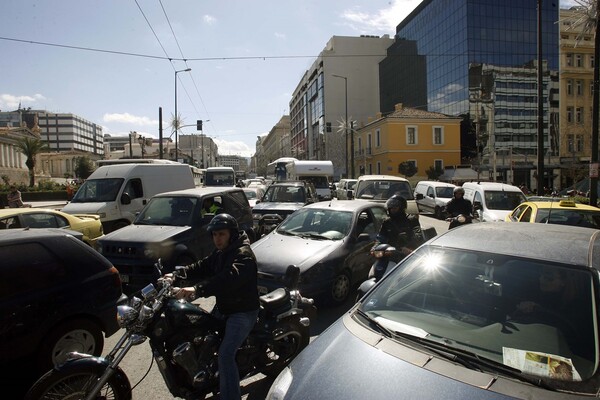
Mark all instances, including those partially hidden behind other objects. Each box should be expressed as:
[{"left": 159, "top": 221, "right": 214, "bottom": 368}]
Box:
[{"left": 55, "top": 355, "right": 132, "bottom": 394}]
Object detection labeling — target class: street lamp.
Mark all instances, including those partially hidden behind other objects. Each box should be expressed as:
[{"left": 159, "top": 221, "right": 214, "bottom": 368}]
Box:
[
  {"left": 332, "top": 74, "right": 352, "bottom": 178},
  {"left": 174, "top": 68, "right": 191, "bottom": 162}
]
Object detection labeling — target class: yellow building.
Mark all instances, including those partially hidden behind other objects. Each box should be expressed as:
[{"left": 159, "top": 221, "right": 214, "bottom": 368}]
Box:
[{"left": 353, "top": 104, "right": 462, "bottom": 184}]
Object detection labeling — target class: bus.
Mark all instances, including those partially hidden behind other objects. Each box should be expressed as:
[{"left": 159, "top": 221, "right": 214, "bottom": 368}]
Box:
[
  {"left": 267, "top": 157, "right": 298, "bottom": 181},
  {"left": 204, "top": 166, "right": 235, "bottom": 187}
]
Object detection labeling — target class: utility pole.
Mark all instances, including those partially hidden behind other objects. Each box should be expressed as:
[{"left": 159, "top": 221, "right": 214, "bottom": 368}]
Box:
[
  {"left": 536, "top": 0, "right": 545, "bottom": 195},
  {"left": 589, "top": 0, "right": 600, "bottom": 206}
]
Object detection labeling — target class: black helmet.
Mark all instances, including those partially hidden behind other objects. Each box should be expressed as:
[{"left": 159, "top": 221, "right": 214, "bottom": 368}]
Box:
[
  {"left": 385, "top": 194, "right": 407, "bottom": 211},
  {"left": 207, "top": 213, "right": 239, "bottom": 233},
  {"left": 453, "top": 186, "right": 465, "bottom": 195}
]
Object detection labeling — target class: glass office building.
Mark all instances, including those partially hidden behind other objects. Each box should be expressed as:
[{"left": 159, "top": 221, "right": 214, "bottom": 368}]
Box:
[{"left": 393, "top": 0, "right": 559, "bottom": 185}]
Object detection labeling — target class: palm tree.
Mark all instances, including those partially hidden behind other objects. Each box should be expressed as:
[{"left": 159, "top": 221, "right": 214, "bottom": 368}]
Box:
[{"left": 14, "top": 137, "right": 48, "bottom": 187}]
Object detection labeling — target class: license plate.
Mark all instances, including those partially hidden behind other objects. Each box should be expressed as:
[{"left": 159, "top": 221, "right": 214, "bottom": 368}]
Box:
[
  {"left": 257, "top": 286, "right": 268, "bottom": 295},
  {"left": 120, "top": 274, "right": 129, "bottom": 283}
]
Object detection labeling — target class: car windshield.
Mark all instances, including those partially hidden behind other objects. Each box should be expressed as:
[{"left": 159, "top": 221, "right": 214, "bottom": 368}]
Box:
[
  {"left": 70, "top": 178, "right": 123, "bottom": 203},
  {"left": 483, "top": 190, "right": 526, "bottom": 210},
  {"left": 244, "top": 190, "right": 257, "bottom": 200},
  {"left": 359, "top": 245, "right": 597, "bottom": 383},
  {"left": 299, "top": 175, "right": 329, "bottom": 189},
  {"left": 262, "top": 186, "right": 305, "bottom": 203},
  {"left": 276, "top": 208, "right": 353, "bottom": 240},
  {"left": 135, "top": 196, "right": 198, "bottom": 226},
  {"left": 356, "top": 180, "right": 414, "bottom": 201},
  {"left": 435, "top": 187, "right": 454, "bottom": 198},
  {"left": 535, "top": 208, "right": 600, "bottom": 228}
]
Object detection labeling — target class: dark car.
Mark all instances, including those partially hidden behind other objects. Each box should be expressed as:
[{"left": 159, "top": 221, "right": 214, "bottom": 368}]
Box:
[
  {"left": 252, "top": 180, "right": 319, "bottom": 238},
  {"left": 252, "top": 200, "right": 388, "bottom": 305},
  {"left": 267, "top": 223, "right": 600, "bottom": 399},
  {"left": 0, "top": 229, "right": 123, "bottom": 372},
  {"left": 97, "top": 186, "right": 254, "bottom": 294}
]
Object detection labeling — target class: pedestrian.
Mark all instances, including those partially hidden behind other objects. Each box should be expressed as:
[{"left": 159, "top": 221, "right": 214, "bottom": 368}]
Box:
[
  {"left": 7, "top": 185, "right": 24, "bottom": 208},
  {"left": 165, "top": 213, "right": 259, "bottom": 400}
]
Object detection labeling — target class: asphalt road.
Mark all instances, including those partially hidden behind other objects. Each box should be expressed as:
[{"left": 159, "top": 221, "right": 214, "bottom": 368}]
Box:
[{"left": 6, "top": 214, "right": 449, "bottom": 400}]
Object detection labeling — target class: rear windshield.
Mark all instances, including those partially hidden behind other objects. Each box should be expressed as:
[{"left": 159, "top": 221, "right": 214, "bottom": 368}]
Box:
[{"left": 356, "top": 180, "right": 414, "bottom": 201}]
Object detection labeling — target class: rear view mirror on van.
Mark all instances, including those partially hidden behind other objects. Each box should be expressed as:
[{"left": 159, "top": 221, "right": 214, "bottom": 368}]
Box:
[{"left": 121, "top": 193, "right": 131, "bottom": 205}]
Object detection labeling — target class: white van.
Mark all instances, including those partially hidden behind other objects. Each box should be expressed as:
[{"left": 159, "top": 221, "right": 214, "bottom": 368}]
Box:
[
  {"left": 204, "top": 167, "right": 235, "bottom": 187},
  {"left": 62, "top": 163, "right": 195, "bottom": 233},
  {"left": 285, "top": 160, "right": 334, "bottom": 200},
  {"left": 414, "top": 181, "right": 457, "bottom": 219},
  {"left": 462, "top": 182, "right": 527, "bottom": 222},
  {"left": 336, "top": 178, "right": 358, "bottom": 200}
]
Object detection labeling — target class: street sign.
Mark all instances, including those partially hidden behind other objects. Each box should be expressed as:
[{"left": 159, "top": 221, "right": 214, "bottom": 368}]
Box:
[{"left": 590, "top": 163, "right": 599, "bottom": 178}]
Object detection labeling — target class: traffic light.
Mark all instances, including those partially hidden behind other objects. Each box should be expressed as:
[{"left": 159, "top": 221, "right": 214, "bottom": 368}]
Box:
[
  {"left": 197, "top": 120, "right": 203, "bottom": 131},
  {"left": 326, "top": 122, "right": 332, "bottom": 132}
]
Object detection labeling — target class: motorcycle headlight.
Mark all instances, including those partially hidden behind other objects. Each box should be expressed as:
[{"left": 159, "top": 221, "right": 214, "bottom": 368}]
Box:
[
  {"left": 252, "top": 213, "right": 262, "bottom": 220},
  {"left": 266, "top": 367, "right": 293, "bottom": 400},
  {"left": 117, "top": 305, "right": 139, "bottom": 328}
]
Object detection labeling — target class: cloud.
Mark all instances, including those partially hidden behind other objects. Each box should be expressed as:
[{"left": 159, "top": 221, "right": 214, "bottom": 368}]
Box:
[
  {"left": 203, "top": 15, "right": 217, "bottom": 25},
  {"left": 214, "top": 138, "right": 255, "bottom": 158},
  {"left": 274, "top": 32, "right": 286, "bottom": 40},
  {"left": 103, "top": 113, "right": 158, "bottom": 126},
  {"left": 0, "top": 93, "right": 46, "bottom": 110},
  {"left": 340, "top": 0, "right": 422, "bottom": 35}
]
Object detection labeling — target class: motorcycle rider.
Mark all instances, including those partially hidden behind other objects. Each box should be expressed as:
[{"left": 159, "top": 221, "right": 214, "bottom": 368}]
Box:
[
  {"left": 375, "top": 194, "right": 422, "bottom": 262},
  {"left": 445, "top": 186, "right": 474, "bottom": 229},
  {"left": 167, "top": 213, "right": 260, "bottom": 400}
]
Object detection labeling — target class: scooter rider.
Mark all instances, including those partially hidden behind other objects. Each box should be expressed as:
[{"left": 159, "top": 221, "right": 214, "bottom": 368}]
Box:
[
  {"left": 376, "top": 194, "right": 422, "bottom": 261},
  {"left": 445, "top": 186, "right": 473, "bottom": 228},
  {"left": 167, "top": 213, "right": 260, "bottom": 400}
]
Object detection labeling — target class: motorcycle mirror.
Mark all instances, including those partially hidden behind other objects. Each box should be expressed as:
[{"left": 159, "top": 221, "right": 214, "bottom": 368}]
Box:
[
  {"left": 284, "top": 265, "right": 300, "bottom": 289},
  {"left": 175, "top": 265, "right": 188, "bottom": 279}
]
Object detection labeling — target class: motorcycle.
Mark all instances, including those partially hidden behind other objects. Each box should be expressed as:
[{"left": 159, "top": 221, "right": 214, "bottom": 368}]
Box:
[
  {"left": 446, "top": 213, "right": 473, "bottom": 229},
  {"left": 26, "top": 260, "right": 314, "bottom": 400}
]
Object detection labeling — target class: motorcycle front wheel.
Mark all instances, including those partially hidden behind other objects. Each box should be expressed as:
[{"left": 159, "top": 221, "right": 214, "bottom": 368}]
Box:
[
  {"left": 25, "top": 365, "right": 132, "bottom": 400},
  {"left": 260, "top": 320, "right": 310, "bottom": 377}
]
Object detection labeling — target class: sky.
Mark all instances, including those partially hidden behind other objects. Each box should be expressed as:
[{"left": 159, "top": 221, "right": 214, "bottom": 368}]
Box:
[{"left": 1, "top": 0, "right": 581, "bottom": 158}]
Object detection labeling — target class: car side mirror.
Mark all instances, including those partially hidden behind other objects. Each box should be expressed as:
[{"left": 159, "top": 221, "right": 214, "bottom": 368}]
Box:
[
  {"left": 473, "top": 201, "right": 482, "bottom": 210},
  {"left": 415, "top": 193, "right": 424, "bottom": 200},
  {"left": 121, "top": 192, "right": 131, "bottom": 205},
  {"left": 357, "top": 233, "right": 370, "bottom": 242}
]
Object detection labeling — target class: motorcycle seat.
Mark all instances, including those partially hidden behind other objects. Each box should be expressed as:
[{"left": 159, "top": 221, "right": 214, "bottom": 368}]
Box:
[{"left": 260, "top": 288, "right": 291, "bottom": 310}]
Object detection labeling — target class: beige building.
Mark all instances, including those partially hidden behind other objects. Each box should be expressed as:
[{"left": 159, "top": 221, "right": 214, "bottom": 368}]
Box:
[
  {"left": 355, "top": 104, "right": 462, "bottom": 184},
  {"left": 559, "top": 7, "right": 596, "bottom": 188}
]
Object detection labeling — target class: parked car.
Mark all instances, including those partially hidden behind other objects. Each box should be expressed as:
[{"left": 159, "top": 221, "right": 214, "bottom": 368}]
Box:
[
  {"left": 463, "top": 182, "right": 527, "bottom": 222},
  {"left": 413, "top": 181, "right": 457, "bottom": 219},
  {"left": 252, "top": 200, "right": 388, "bottom": 305},
  {"left": 505, "top": 199, "right": 600, "bottom": 228},
  {"left": 0, "top": 229, "right": 123, "bottom": 372},
  {"left": 0, "top": 208, "right": 104, "bottom": 247},
  {"left": 251, "top": 180, "right": 319, "bottom": 238},
  {"left": 336, "top": 178, "right": 358, "bottom": 200},
  {"left": 351, "top": 175, "right": 419, "bottom": 216},
  {"left": 97, "top": 187, "right": 254, "bottom": 294},
  {"left": 267, "top": 223, "right": 600, "bottom": 399},
  {"left": 243, "top": 187, "right": 265, "bottom": 208}
]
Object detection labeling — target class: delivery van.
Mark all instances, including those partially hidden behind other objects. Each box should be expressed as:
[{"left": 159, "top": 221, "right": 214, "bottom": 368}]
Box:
[
  {"left": 62, "top": 163, "right": 195, "bottom": 233},
  {"left": 462, "top": 182, "right": 527, "bottom": 222},
  {"left": 285, "top": 160, "right": 334, "bottom": 200}
]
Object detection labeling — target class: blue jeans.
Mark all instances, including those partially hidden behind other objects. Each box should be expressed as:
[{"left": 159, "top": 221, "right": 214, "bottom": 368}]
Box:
[{"left": 217, "top": 309, "right": 259, "bottom": 400}]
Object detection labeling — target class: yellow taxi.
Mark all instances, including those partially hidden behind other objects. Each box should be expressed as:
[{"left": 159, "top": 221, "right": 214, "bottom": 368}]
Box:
[
  {"left": 0, "top": 208, "right": 104, "bottom": 247},
  {"left": 505, "top": 199, "right": 600, "bottom": 228}
]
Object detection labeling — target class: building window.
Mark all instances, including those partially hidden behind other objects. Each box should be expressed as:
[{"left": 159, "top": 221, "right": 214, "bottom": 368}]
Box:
[
  {"left": 433, "top": 126, "right": 443, "bottom": 145},
  {"left": 576, "top": 107, "right": 584, "bottom": 124},
  {"left": 591, "top": 55, "right": 595, "bottom": 68},
  {"left": 367, "top": 134, "right": 372, "bottom": 155},
  {"left": 375, "top": 129, "right": 381, "bottom": 147},
  {"left": 591, "top": 82, "right": 595, "bottom": 96},
  {"left": 566, "top": 53, "right": 573, "bottom": 66},
  {"left": 567, "top": 79, "right": 573, "bottom": 95},
  {"left": 567, "top": 107, "right": 573, "bottom": 123},
  {"left": 576, "top": 54, "right": 583, "bottom": 67},
  {"left": 377, "top": 162, "right": 381, "bottom": 175},
  {"left": 357, "top": 137, "right": 362, "bottom": 154},
  {"left": 434, "top": 159, "right": 443, "bottom": 171},
  {"left": 576, "top": 80, "right": 583, "bottom": 96},
  {"left": 406, "top": 126, "right": 418, "bottom": 145}
]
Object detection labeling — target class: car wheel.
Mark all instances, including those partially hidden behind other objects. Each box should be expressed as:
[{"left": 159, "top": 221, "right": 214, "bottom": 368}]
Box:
[
  {"left": 37, "top": 319, "right": 104, "bottom": 371},
  {"left": 329, "top": 272, "right": 351, "bottom": 305}
]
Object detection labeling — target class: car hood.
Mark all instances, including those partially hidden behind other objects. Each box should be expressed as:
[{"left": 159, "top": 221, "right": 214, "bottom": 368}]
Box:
[
  {"left": 281, "top": 314, "right": 518, "bottom": 399},
  {"left": 483, "top": 209, "right": 511, "bottom": 222},
  {"left": 252, "top": 202, "right": 304, "bottom": 213},
  {"left": 62, "top": 202, "right": 108, "bottom": 215},
  {"left": 99, "top": 224, "right": 191, "bottom": 244},
  {"left": 251, "top": 232, "right": 343, "bottom": 273}
]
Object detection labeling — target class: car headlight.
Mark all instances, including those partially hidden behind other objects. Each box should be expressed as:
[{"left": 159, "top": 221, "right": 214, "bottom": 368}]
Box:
[
  {"left": 253, "top": 213, "right": 262, "bottom": 220},
  {"left": 266, "top": 367, "right": 293, "bottom": 400}
]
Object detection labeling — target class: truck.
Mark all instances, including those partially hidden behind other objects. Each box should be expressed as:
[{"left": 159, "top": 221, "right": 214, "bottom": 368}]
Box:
[
  {"left": 61, "top": 163, "right": 195, "bottom": 233},
  {"left": 203, "top": 166, "right": 236, "bottom": 187},
  {"left": 285, "top": 160, "right": 334, "bottom": 200}
]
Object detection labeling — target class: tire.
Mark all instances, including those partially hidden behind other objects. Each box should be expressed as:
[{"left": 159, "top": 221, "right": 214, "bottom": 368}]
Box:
[
  {"left": 261, "top": 320, "right": 310, "bottom": 377},
  {"left": 25, "top": 364, "right": 131, "bottom": 400},
  {"left": 37, "top": 319, "right": 104, "bottom": 372},
  {"left": 329, "top": 271, "right": 351, "bottom": 305}
]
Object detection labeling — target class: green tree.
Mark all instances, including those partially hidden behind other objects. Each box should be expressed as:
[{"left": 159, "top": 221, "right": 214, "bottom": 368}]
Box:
[
  {"left": 14, "top": 137, "right": 48, "bottom": 187},
  {"left": 398, "top": 161, "right": 418, "bottom": 178},
  {"left": 426, "top": 165, "right": 444, "bottom": 180},
  {"left": 75, "top": 156, "right": 95, "bottom": 179}
]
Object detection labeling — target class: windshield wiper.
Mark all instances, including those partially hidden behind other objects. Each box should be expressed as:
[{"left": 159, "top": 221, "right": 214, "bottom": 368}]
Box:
[
  {"left": 354, "top": 309, "right": 396, "bottom": 338},
  {"left": 297, "top": 232, "right": 331, "bottom": 240}
]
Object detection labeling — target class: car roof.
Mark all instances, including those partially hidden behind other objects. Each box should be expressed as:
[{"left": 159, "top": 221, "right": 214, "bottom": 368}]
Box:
[
  {"left": 416, "top": 181, "right": 456, "bottom": 187},
  {"left": 463, "top": 181, "right": 522, "bottom": 191},
  {"left": 154, "top": 187, "right": 244, "bottom": 197},
  {"left": 524, "top": 200, "right": 600, "bottom": 211},
  {"left": 269, "top": 180, "right": 309, "bottom": 186},
  {"left": 302, "top": 199, "right": 386, "bottom": 212},
  {"left": 357, "top": 175, "right": 409, "bottom": 182},
  {"left": 0, "top": 208, "right": 65, "bottom": 217},
  {"left": 428, "top": 222, "right": 600, "bottom": 269}
]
